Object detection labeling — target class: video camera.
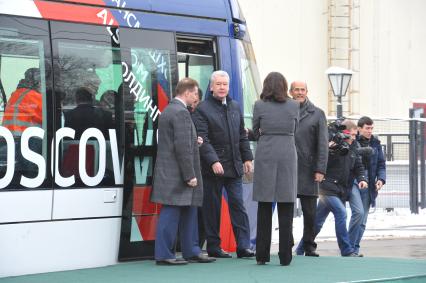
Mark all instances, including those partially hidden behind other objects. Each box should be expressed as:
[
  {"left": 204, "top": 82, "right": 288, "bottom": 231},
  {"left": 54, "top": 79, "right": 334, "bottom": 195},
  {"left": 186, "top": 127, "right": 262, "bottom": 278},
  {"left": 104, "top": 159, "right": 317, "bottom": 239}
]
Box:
[{"left": 328, "top": 118, "right": 350, "bottom": 156}]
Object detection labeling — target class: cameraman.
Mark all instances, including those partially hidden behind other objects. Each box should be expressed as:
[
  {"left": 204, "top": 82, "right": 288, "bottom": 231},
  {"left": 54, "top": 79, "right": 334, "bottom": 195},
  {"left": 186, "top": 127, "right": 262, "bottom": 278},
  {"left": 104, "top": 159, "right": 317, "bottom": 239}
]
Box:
[
  {"left": 311, "top": 119, "right": 368, "bottom": 257},
  {"left": 348, "top": 116, "right": 386, "bottom": 256}
]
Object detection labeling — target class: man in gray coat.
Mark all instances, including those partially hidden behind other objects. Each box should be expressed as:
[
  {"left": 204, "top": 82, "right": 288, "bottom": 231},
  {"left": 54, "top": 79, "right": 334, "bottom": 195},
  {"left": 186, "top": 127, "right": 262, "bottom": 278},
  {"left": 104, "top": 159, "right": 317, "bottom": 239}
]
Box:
[
  {"left": 290, "top": 81, "right": 329, "bottom": 257},
  {"left": 151, "top": 78, "right": 215, "bottom": 265}
]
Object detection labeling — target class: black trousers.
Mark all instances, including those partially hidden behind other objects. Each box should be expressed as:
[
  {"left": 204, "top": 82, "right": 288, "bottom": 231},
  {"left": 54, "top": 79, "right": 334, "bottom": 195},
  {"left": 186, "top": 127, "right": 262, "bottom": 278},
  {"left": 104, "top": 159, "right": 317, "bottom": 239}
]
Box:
[
  {"left": 202, "top": 175, "right": 251, "bottom": 253},
  {"left": 256, "top": 202, "right": 294, "bottom": 265},
  {"left": 298, "top": 195, "right": 318, "bottom": 252}
]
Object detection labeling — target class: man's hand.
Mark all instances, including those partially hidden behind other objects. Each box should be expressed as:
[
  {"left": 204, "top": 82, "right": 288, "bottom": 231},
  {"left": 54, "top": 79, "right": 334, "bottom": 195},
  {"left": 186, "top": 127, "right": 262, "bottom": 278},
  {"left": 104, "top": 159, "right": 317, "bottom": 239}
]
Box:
[
  {"left": 358, "top": 181, "right": 368, "bottom": 189},
  {"left": 243, "top": 160, "right": 253, "bottom": 174},
  {"left": 187, "top": 177, "right": 198, "bottom": 187},
  {"left": 314, "top": 172, "right": 324, "bottom": 182},
  {"left": 197, "top": 136, "right": 203, "bottom": 146},
  {"left": 212, "top": 162, "right": 224, "bottom": 175},
  {"left": 375, "top": 180, "right": 384, "bottom": 191}
]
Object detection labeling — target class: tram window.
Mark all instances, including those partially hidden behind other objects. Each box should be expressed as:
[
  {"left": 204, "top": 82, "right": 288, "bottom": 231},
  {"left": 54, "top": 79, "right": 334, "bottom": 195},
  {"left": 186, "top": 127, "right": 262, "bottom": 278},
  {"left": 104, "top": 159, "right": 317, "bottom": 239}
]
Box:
[
  {"left": 0, "top": 16, "right": 50, "bottom": 190},
  {"left": 177, "top": 38, "right": 215, "bottom": 98},
  {"left": 52, "top": 22, "right": 123, "bottom": 188},
  {"left": 237, "top": 40, "right": 261, "bottom": 130}
]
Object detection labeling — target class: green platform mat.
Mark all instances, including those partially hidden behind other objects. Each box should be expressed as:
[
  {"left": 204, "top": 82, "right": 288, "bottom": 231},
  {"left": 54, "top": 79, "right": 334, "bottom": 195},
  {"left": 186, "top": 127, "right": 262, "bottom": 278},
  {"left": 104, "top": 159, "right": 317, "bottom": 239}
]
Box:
[{"left": 2, "top": 256, "right": 426, "bottom": 283}]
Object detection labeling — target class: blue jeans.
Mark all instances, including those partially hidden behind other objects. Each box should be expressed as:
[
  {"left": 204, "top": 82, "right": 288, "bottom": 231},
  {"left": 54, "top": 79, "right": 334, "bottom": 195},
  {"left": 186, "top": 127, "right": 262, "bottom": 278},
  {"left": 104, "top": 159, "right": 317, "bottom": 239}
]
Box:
[
  {"left": 348, "top": 184, "right": 370, "bottom": 253},
  {"left": 297, "top": 195, "right": 354, "bottom": 256}
]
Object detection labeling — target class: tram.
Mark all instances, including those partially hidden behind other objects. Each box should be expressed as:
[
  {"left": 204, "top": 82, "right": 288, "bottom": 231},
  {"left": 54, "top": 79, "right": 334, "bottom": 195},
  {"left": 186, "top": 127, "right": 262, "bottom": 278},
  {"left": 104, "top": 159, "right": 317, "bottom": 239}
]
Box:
[{"left": 0, "top": 0, "right": 261, "bottom": 276}]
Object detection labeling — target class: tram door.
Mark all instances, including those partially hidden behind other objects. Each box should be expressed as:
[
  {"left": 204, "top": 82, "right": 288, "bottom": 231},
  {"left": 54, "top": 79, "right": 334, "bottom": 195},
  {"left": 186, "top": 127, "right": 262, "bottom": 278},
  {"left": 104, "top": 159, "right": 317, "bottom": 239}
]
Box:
[
  {"left": 118, "top": 28, "right": 177, "bottom": 260},
  {"left": 118, "top": 34, "right": 216, "bottom": 260}
]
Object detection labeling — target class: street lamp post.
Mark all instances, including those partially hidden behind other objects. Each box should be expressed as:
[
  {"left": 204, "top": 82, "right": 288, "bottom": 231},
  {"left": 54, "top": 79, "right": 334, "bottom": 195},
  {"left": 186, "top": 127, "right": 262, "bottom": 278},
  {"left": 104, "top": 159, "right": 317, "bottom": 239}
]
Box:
[{"left": 325, "top": 67, "right": 353, "bottom": 119}]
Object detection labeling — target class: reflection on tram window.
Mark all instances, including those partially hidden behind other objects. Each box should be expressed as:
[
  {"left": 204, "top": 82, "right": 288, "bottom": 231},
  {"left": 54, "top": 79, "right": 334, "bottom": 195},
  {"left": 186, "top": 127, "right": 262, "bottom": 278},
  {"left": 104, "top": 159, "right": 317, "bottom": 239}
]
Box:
[
  {"left": 126, "top": 47, "right": 173, "bottom": 243},
  {"left": 55, "top": 41, "right": 122, "bottom": 187},
  {"left": 0, "top": 21, "right": 49, "bottom": 189},
  {"left": 237, "top": 40, "right": 262, "bottom": 130},
  {"left": 128, "top": 48, "right": 173, "bottom": 186}
]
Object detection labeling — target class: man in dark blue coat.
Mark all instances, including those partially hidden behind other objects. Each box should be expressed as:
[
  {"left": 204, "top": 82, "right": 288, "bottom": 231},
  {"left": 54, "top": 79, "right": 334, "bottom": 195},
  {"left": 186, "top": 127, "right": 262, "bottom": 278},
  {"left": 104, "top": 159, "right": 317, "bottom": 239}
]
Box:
[
  {"left": 192, "top": 70, "right": 255, "bottom": 258},
  {"left": 348, "top": 116, "right": 386, "bottom": 255}
]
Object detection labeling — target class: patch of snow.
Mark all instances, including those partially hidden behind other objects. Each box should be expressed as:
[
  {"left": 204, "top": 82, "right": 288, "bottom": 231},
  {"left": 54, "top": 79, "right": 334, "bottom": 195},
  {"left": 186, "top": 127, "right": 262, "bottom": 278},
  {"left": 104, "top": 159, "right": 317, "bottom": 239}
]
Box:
[{"left": 271, "top": 208, "right": 426, "bottom": 244}]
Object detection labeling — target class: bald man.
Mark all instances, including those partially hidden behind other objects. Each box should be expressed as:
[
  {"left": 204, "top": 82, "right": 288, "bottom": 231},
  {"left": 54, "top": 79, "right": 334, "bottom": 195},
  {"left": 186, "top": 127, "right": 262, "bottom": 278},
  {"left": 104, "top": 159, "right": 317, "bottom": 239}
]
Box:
[{"left": 290, "top": 81, "right": 329, "bottom": 257}]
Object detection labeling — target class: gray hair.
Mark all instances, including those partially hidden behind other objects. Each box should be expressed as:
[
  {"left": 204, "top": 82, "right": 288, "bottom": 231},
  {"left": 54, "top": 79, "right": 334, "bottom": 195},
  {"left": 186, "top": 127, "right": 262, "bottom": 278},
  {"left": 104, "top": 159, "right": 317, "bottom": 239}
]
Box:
[{"left": 210, "top": 70, "right": 230, "bottom": 85}]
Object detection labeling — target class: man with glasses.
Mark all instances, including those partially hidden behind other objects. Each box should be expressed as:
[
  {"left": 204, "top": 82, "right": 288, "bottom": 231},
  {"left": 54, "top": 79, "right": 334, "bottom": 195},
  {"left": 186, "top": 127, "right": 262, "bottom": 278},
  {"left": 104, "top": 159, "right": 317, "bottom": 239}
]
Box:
[{"left": 291, "top": 81, "right": 328, "bottom": 257}]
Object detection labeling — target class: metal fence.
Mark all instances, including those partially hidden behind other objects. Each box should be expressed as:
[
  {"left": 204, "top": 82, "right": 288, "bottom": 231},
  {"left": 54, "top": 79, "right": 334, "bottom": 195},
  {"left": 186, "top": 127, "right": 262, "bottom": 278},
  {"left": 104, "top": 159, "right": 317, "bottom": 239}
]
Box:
[
  {"left": 333, "top": 115, "right": 425, "bottom": 212},
  {"left": 342, "top": 118, "right": 412, "bottom": 210},
  {"left": 245, "top": 113, "right": 426, "bottom": 213}
]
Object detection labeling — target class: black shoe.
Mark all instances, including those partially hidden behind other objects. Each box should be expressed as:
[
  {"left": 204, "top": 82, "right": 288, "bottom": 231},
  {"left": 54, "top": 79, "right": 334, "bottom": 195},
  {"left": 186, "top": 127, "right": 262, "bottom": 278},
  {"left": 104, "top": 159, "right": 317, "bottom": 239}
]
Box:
[
  {"left": 185, "top": 254, "right": 216, "bottom": 263},
  {"left": 208, "top": 249, "right": 232, "bottom": 258},
  {"left": 355, "top": 253, "right": 364, "bottom": 257},
  {"left": 257, "top": 261, "right": 266, "bottom": 265},
  {"left": 305, "top": 251, "right": 320, "bottom": 257},
  {"left": 343, "top": 252, "right": 363, "bottom": 257},
  {"left": 236, "top": 248, "right": 255, "bottom": 258},
  {"left": 156, "top": 259, "right": 188, "bottom": 265}
]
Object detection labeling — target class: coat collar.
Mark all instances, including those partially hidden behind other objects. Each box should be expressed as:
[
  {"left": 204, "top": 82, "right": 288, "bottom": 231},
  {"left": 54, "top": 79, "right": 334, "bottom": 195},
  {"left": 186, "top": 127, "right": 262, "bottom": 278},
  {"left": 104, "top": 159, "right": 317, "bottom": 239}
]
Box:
[
  {"left": 299, "top": 98, "right": 316, "bottom": 121},
  {"left": 170, "top": 98, "right": 188, "bottom": 110},
  {"left": 207, "top": 93, "right": 232, "bottom": 106}
]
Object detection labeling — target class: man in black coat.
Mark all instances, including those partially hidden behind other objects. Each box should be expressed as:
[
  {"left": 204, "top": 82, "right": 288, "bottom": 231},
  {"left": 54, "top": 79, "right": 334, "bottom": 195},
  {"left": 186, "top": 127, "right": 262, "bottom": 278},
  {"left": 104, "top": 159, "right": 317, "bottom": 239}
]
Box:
[
  {"left": 192, "top": 70, "right": 255, "bottom": 258},
  {"left": 291, "top": 81, "right": 329, "bottom": 257},
  {"left": 64, "top": 86, "right": 113, "bottom": 139},
  {"left": 310, "top": 120, "right": 368, "bottom": 257}
]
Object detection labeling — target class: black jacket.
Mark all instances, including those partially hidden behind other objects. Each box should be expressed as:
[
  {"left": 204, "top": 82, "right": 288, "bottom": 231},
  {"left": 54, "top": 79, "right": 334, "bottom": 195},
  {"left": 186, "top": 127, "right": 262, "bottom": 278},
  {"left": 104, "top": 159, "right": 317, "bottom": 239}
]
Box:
[
  {"left": 192, "top": 95, "right": 253, "bottom": 177},
  {"left": 64, "top": 104, "right": 114, "bottom": 139},
  {"left": 320, "top": 144, "right": 367, "bottom": 200},
  {"left": 295, "top": 99, "right": 329, "bottom": 196}
]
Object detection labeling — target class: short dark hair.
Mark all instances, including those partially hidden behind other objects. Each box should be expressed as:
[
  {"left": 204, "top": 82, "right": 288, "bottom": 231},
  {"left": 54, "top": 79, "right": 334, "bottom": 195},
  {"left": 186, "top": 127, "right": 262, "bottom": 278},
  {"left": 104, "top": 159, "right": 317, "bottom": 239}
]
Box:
[
  {"left": 197, "top": 88, "right": 203, "bottom": 101},
  {"left": 260, "top": 72, "right": 288, "bottom": 103},
  {"left": 358, "top": 116, "right": 374, "bottom": 128},
  {"left": 75, "top": 86, "right": 93, "bottom": 104},
  {"left": 175, "top": 78, "right": 199, "bottom": 97}
]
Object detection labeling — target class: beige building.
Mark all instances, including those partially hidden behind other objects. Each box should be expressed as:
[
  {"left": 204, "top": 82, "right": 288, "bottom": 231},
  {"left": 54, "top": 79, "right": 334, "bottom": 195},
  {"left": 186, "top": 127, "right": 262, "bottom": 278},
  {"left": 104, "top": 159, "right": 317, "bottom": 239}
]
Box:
[{"left": 239, "top": 0, "right": 426, "bottom": 118}]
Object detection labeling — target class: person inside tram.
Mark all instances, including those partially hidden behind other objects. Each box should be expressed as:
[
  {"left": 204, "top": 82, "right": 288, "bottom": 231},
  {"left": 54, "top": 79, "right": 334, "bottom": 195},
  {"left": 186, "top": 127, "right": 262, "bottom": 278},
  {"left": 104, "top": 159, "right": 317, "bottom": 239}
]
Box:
[
  {"left": 1, "top": 67, "right": 43, "bottom": 179},
  {"left": 64, "top": 86, "right": 113, "bottom": 140},
  {"left": 63, "top": 86, "right": 114, "bottom": 181},
  {"left": 99, "top": 89, "right": 116, "bottom": 120}
]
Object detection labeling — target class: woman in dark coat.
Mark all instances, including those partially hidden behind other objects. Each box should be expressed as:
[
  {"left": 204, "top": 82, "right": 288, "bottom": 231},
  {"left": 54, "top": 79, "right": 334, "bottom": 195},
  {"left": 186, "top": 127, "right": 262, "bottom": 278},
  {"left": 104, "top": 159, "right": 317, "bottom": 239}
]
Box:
[{"left": 252, "top": 72, "right": 299, "bottom": 266}]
